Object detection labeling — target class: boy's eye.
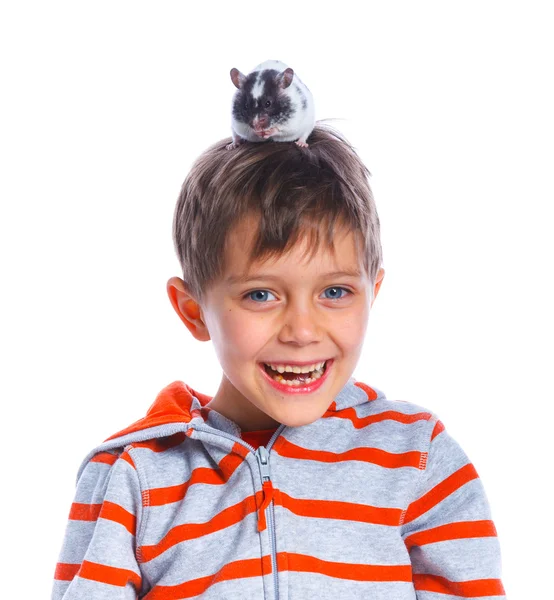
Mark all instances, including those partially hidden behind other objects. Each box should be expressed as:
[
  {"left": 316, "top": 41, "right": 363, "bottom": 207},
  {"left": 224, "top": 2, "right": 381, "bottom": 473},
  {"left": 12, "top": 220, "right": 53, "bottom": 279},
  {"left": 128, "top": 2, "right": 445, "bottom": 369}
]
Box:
[
  {"left": 247, "top": 290, "right": 277, "bottom": 302},
  {"left": 244, "top": 287, "right": 352, "bottom": 303},
  {"left": 323, "top": 287, "right": 350, "bottom": 300}
]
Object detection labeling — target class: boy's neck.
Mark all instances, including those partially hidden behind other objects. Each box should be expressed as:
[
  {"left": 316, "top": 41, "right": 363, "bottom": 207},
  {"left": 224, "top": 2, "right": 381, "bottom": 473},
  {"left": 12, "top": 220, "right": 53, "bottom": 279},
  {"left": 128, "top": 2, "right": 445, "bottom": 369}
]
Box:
[{"left": 207, "top": 374, "right": 281, "bottom": 432}]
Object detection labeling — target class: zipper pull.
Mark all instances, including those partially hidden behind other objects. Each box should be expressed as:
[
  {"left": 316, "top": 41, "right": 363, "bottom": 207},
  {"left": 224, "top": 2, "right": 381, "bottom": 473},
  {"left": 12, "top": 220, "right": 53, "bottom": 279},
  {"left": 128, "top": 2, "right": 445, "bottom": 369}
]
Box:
[
  {"left": 257, "top": 445, "right": 271, "bottom": 481},
  {"left": 256, "top": 446, "right": 274, "bottom": 532}
]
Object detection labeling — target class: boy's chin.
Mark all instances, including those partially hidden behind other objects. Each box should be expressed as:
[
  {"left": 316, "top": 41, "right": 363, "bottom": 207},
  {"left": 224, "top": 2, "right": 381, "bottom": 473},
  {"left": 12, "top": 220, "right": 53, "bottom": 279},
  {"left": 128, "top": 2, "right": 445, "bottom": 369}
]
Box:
[
  {"left": 270, "top": 407, "right": 328, "bottom": 429},
  {"left": 281, "top": 417, "right": 320, "bottom": 428}
]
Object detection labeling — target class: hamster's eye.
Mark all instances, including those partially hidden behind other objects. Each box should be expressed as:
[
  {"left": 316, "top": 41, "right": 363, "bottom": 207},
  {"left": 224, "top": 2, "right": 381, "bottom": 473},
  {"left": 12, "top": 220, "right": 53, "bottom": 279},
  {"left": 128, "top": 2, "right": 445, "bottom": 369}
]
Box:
[{"left": 265, "top": 100, "right": 272, "bottom": 108}]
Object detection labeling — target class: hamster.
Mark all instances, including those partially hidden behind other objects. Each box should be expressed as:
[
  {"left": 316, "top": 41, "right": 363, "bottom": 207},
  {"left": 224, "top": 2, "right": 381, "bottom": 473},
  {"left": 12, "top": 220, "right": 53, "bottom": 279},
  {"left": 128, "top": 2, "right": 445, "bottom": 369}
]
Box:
[{"left": 226, "top": 59, "right": 315, "bottom": 150}]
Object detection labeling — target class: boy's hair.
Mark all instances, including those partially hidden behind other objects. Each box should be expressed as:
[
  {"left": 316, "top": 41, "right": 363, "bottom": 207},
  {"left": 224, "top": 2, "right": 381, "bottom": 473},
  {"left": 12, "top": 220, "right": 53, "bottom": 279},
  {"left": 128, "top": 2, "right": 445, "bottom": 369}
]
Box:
[{"left": 172, "top": 121, "right": 383, "bottom": 304}]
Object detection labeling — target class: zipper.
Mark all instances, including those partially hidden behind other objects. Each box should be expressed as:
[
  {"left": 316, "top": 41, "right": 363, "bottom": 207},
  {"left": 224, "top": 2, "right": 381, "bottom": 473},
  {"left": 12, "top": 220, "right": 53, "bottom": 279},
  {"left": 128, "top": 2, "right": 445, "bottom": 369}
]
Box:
[
  {"left": 256, "top": 444, "right": 279, "bottom": 598},
  {"left": 192, "top": 423, "right": 284, "bottom": 599}
]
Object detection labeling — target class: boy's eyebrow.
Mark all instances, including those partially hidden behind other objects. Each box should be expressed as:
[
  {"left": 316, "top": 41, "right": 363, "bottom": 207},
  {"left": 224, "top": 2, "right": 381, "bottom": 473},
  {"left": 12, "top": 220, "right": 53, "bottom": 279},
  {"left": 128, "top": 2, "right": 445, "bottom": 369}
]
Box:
[{"left": 226, "top": 269, "right": 362, "bottom": 285}]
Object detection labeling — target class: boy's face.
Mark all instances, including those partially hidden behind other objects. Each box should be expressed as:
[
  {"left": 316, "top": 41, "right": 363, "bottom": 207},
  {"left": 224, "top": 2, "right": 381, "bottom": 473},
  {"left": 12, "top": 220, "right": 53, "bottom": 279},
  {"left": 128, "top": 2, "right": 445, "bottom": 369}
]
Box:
[{"left": 167, "top": 214, "right": 384, "bottom": 432}]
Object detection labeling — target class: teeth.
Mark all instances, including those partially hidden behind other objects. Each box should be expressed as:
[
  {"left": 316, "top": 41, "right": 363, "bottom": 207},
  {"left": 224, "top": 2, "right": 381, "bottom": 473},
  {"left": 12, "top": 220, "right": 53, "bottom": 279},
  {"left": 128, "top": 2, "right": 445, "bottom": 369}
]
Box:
[
  {"left": 266, "top": 365, "right": 327, "bottom": 386},
  {"left": 265, "top": 360, "right": 326, "bottom": 374}
]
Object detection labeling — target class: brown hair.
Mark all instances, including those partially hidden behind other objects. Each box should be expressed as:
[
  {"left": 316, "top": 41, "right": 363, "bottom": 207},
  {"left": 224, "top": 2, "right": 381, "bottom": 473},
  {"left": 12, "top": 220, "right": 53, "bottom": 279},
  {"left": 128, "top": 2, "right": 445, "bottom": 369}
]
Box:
[{"left": 172, "top": 120, "right": 383, "bottom": 304}]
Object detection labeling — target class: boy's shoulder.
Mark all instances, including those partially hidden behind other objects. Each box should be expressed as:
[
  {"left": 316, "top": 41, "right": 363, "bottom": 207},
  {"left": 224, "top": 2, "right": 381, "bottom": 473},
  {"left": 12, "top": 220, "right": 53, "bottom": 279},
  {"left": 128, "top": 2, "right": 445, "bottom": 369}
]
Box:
[
  {"left": 354, "top": 380, "right": 440, "bottom": 425},
  {"left": 350, "top": 380, "right": 444, "bottom": 448}
]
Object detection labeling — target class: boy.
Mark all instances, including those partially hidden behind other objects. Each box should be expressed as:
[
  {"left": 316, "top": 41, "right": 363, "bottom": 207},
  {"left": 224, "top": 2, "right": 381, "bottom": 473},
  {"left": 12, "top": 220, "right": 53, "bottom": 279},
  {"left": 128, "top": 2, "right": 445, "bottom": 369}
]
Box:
[{"left": 52, "top": 124, "right": 505, "bottom": 599}]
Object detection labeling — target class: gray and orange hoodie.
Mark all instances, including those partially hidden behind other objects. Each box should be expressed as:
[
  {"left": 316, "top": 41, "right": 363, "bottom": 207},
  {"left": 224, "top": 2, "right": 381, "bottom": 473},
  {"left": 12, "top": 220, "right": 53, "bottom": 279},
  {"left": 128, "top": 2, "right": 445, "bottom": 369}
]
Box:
[{"left": 52, "top": 377, "right": 506, "bottom": 599}]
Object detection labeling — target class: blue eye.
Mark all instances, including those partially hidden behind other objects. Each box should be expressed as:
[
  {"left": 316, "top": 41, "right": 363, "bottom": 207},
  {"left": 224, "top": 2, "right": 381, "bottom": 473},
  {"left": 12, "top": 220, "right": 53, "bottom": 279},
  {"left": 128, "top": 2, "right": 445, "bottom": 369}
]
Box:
[
  {"left": 244, "top": 287, "right": 351, "bottom": 303},
  {"left": 246, "top": 290, "right": 277, "bottom": 302},
  {"left": 323, "top": 287, "right": 350, "bottom": 300}
]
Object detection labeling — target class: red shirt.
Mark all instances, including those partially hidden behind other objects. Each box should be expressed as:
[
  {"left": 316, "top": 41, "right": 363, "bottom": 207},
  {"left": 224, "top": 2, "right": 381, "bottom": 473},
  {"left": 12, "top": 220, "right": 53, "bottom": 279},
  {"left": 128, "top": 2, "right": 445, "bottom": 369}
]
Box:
[{"left": 240, "top": 428, "right": 278, "bottom": 449}]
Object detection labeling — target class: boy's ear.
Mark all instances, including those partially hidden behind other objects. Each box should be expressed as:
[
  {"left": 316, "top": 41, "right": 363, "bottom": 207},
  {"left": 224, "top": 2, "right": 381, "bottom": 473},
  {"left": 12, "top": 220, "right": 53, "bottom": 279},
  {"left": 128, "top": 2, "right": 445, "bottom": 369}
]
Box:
[
  {"left": 371, "top": 268, "right": 385, "bottom": 307},
  {"left": 166, "top": 277, "right": 210, "bottom": 341}
]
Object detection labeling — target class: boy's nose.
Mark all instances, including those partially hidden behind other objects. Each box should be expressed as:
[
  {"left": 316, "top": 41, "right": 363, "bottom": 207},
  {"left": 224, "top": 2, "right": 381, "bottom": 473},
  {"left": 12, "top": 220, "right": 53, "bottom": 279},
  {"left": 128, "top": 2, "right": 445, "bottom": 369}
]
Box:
[{"left": 277, "top": 308, "right": 323, "bottom": 345}]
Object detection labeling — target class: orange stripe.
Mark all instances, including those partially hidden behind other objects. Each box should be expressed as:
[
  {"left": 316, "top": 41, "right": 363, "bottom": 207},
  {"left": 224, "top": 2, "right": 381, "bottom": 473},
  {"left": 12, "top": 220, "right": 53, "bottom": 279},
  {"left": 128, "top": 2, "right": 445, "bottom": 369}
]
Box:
[
  {"left": 276, "top": 437, "right": 425, "bottom": 469},
  {"left": 404, "top": 520, "right": 498, "bottom": 550},
  {"left": 323, "top": 406, "right": 433, "bottom": 428},
  {"left": 354, "top": 381, "right": 378, "bottom": 400},
  {"left": 147, "top": 481, "right": 191, "bottom": 506},
  {"left": 286, "top": 553, "right": 412, "bottom": 582},
  {"left": 144, "top": 556, "right": 270, "bottom": 599},
  {"left": 279, "top": 490, "right": 403, "bottom": 526},
  {"left": 146, "top": 451, "right": 244, "bottom": 507},
  {"left": 431, "top": 419, "right": 445, "bottom": 440},
  {"left": 69, "top": 502, "right": 102, "bottom": 521},
  {"left": 99, "top": 501, "right": 136, "bottom": 535},
  {"left": 79, "top": 560, "right": 141, "bottom": 588},
  {"left": 402, "top": 463, "right": 479, "bottom": 524},
  {"left": 219, "top": 445, "right": 248, "bottom": 478},
  {"left": 90, "top": 452, "right": 118, "bottom": 465},
  {"left": 413, "top": 573, "right": 505, "bottom": 596},
  {"left": 231, "top": 440, "right": 251, "bottom": 459},
  {"left": 143, "top": 553, "right": 412, "bottom": 598},
  {"left": 139, "top": 493, "right": 262, "bottom": 562},
  {"left": 147, "top": 464, "right": 229, "bottom": 506},
  {"left": 119, "top": 451, "right": 136, "bottom": 469},
  {"left": 54, "top": 562, "right": 80, "bottom": 581}
]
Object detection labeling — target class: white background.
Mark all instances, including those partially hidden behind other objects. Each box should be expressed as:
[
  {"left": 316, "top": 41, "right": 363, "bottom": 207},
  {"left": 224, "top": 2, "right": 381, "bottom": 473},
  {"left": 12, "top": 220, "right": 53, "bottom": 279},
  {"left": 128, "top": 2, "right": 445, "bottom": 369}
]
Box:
[{"left": 1, "top": 2, "right": 552, "bottom": 598}]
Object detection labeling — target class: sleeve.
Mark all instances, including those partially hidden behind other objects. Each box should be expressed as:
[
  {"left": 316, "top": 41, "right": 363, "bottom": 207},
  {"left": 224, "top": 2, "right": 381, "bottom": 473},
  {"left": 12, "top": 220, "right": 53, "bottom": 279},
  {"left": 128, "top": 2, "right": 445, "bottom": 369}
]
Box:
[
  {"left": 400, "top": 419, "right": 506, "bottom": 598},
  {"left": 51, "top": 449, "right": 144, "bottom": 599}
]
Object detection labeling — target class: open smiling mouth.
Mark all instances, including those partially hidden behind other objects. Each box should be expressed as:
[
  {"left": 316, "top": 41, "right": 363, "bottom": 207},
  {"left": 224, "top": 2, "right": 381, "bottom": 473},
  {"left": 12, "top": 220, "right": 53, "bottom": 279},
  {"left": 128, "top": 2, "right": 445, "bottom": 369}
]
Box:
[{"left": 261, "top": 360, "right": 329, "bottom": 387}]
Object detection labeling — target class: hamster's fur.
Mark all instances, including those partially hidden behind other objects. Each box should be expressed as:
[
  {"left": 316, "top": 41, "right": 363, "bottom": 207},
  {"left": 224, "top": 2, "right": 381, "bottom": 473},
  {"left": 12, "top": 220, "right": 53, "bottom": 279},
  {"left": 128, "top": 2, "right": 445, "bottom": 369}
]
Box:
[{"left": 227, "top": 59, "right": 315, "bottom": 149}]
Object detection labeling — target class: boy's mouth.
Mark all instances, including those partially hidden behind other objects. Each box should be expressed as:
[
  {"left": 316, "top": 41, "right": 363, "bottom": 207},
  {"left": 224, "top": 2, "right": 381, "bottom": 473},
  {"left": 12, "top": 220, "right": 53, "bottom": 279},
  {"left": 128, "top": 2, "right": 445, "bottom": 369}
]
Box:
[{"left": 260, "top": 360, "right": 329, "bottom": 386}]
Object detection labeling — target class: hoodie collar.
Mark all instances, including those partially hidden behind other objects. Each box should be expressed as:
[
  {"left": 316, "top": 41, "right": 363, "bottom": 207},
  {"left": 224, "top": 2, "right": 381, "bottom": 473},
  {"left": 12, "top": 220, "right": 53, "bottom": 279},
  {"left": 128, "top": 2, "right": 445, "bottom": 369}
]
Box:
[
  {"left": 76, "top": 377, "right": 383, "bottom": 480},
  {"left": 106, "top": 376, "right": 381, "bottom": 440}
]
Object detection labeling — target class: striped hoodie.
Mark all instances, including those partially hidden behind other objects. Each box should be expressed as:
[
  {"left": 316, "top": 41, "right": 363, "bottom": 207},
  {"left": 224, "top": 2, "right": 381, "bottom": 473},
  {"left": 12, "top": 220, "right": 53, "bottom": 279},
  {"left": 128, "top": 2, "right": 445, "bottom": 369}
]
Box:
[{"left": 52, "top": 377, "right": 506, "bottom": 599}]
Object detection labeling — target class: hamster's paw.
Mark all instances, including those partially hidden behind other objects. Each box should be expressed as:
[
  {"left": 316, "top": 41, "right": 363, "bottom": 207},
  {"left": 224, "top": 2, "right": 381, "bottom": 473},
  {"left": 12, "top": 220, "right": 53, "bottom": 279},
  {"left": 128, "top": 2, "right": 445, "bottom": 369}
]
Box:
[
  {"left": 226, "top": 141, "right": 245, "bottom": 150},
  {"left": 226, "top": 136, "right": 246, "bottom": 150},
  {"left": 295, "top": 140, "right": 309, "bottom": 148}
]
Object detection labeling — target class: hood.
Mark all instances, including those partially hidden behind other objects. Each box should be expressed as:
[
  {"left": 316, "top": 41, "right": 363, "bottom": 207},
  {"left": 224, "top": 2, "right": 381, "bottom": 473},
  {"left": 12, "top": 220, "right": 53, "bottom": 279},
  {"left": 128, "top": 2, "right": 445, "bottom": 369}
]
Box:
[
  {"left": 76, "top": 378, "right": 382, "bottom": 481},
  {"left": 104, "top": 381, "right": 212, "bottom": 441}
]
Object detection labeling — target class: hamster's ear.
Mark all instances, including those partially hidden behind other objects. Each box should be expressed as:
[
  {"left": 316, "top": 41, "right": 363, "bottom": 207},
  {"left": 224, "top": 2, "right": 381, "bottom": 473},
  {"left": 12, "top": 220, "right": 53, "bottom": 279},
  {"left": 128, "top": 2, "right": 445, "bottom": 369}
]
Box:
[
  {"left": 371, "top": 268, "right": 385, "bottom": 307},
  {"left": 166, "top": 277, "right": 210, "bottom": 341},
  {"left": 277, "top": 67, "right": 294, "bottom": 89},
  {"left": 230, "top": 68, "right": 246, "bottom": 89}
]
